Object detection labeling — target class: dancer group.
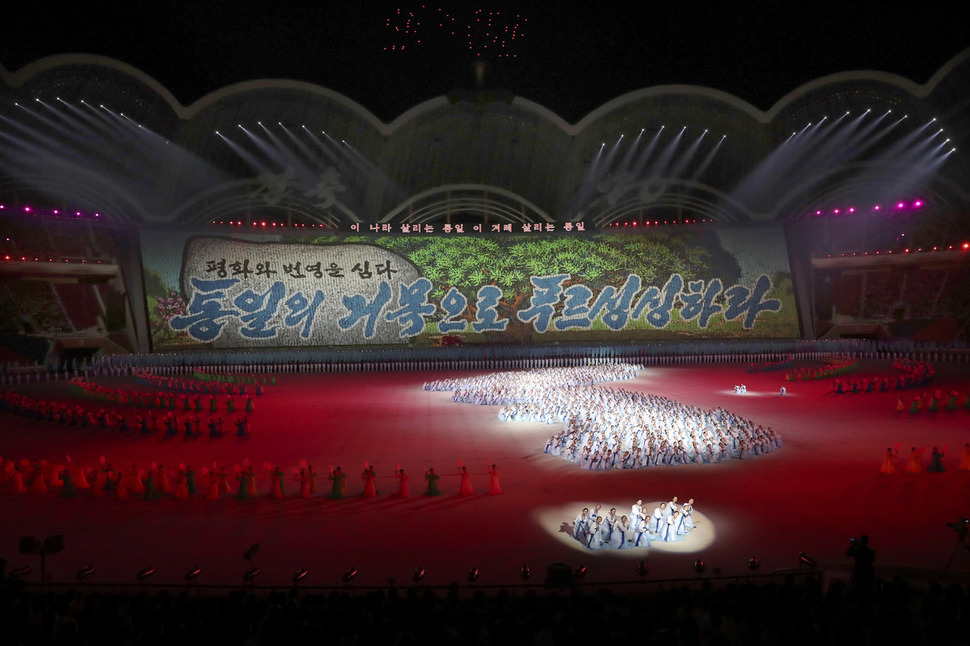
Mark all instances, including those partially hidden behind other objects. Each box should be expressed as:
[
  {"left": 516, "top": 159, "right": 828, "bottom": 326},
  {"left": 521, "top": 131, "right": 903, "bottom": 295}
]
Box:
[
  {"left": 324, "top": 462, "right": 501, "bottom": 499},
  {"left": 880, "top": 444, "right": 970, "bottom": 474},
  {"left": 427, "top": 364, "right": 781, "bottom": 469},
  {"left": 572, "top": 497, "right": 697, "bottom": 551}
]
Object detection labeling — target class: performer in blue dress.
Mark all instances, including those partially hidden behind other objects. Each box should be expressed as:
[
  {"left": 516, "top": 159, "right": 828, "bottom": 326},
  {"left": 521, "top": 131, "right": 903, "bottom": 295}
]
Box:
[
  {"left": 632, "top": 515, "right": 651, "bottom": 547},
  {"left": 610, "top": 515, "right": 629, "bottom": 549},
  {"left": 586, "top": 517, "right": 606, "bottom": 550},
  {"left": 573, "top": 508, "right": 590, "bottom": 545},
  {"left": 678, "top": 498, "right": 696, "bottom": 533},
  {"left": 650, "top": 503, "right": 666, "bottom": 534}
]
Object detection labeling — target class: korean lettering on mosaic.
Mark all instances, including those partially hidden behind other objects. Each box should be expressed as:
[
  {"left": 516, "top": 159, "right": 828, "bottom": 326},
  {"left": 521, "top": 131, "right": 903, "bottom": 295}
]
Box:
[{"left": 171, "top": 256, "right": 781, "bottom": 341}]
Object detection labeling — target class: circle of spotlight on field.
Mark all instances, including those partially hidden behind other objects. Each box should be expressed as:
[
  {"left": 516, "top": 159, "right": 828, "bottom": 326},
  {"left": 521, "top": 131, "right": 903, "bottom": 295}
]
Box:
[{"left": 424, "top": 364, "right": 783, "bottom": 469}]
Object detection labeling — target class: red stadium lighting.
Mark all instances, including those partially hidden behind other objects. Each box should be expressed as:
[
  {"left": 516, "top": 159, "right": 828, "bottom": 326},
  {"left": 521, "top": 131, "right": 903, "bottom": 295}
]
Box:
[
  {"left": 962, "top": 243, "right": 969, "bottom": 250},
  {"left": 896, "top": 202, "right": 905, "bottom": 209}
]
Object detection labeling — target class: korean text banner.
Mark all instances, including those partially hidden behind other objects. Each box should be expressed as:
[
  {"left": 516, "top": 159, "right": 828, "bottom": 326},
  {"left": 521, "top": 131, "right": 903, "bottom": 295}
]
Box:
[{"left": 141, "top": 228, "right": 799, "bottom": 349}]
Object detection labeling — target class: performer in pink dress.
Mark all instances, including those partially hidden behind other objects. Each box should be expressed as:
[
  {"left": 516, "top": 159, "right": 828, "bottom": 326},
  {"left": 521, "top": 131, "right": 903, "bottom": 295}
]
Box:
[
  {"left": 246, "top": 466, "right": 257, "bottom": 497},
  {"left": 880, "top": 448, "right": 897, "bottom": 474},
  {"left": 295, "top": 469, "right": 311, "bottom": 498},
  {"left": 395, "top": 468, "right": 410, "bottom": 498},
  {"left": 157, "top": 465, "right": 174, "bottom": 493},
  {"left": 11, "top": 465, "right": 28, "bottom": 494},
  {"left": 487, "top": 464, "right": 502, "bottom": 495},
  {"left": 904, "top": 447, "right": 921, "bottom": 473},
  {"left": 205, "top": 471, "right": 220, "bottom": 501},
  {"left": 458, "top": 465, "right": 475, "bottom": 496},
  {"left": 173, "top": 470, "right": 188, "bottom": 500},
  {"left": 307, "top": 465, "right": 318, "bottom": 494}
]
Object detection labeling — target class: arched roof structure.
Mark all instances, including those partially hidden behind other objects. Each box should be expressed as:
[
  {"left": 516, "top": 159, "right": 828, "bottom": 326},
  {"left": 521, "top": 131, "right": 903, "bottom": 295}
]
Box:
[{"left": 1, "top": 50, "right": 967, "bottom": 227}]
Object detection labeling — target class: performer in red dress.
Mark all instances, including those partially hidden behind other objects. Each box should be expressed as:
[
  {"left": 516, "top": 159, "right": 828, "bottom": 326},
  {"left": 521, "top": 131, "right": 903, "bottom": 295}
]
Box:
[
  {"left": 270, "top": 466, "right": 285, "bottom": 499},
  {"left": 295, "top": 469, "right": 311, "bottom": 498},
  {"left": 880, "top": 448, "right": 897, "bottom": 475},
  {"left": 362, "top": 465, "right": 378, "bottom": 498}
]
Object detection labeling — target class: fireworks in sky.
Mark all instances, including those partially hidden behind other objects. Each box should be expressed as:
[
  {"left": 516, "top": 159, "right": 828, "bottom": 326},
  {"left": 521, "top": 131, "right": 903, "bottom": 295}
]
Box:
[{"left": 384, "top": 5, "right": 526, "bottom": 58}]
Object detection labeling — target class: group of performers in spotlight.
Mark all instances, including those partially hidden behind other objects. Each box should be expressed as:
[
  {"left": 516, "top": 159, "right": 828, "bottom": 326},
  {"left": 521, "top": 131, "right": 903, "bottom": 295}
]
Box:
[{"left": 571, "top": 497, "right": 697, "bottom": 550}]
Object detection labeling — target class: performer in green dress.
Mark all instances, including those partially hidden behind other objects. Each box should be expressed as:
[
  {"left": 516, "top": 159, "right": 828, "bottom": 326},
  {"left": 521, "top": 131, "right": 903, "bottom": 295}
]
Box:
[{"left": 425, "top": 467, "right": 440, "bottom": 497}]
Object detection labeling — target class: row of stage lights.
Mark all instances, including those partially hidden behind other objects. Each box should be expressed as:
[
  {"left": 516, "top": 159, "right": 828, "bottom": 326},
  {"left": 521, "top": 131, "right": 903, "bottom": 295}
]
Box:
[
  {"left": 598, "top": 127, "right": 726, "bottom": 148},
  {"left": 0, "top": 204, "right": 103, "bottom": 220},
  {"left": 2, "top": 255, "right": 103, "bottom": 264},
  {"left": 808, "top": 199, "right": 925, "bottom": 218},
  {"left": 216, "top": 124, "right": 352, "bottom": 147},
  {"left": 7, "top": 557, "right": 804, "bottom": 585},
  {"left": 788, "top": 113, "right": 955, "bottom": 147},
  {"left": 608, "top": 219, "right": 713, "bottom": 227},
  {"left": 11, "top": 538, "right": 821, "bottom": 586},
  {"left": 17, "top": 99, "right": 165, "bottom": 142},
  {"left": 21, "top": 103, "right": 954, "bottom": 156},
  {"left": 209, "top": 221, "right": 335, "bottom": 228},
  {"left": 822, "top": 241, "right": 970, "bottom": 258}
]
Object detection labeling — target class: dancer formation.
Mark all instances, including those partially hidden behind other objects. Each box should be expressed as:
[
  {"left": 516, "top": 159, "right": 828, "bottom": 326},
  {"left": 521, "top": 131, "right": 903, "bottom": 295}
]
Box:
[
  {"left": 427, "top": 364, "right": 781, "bottom": 469},
  {"left": 571, "top": 497, "right": 698, "bottom": 551},
  {"left": 1, "top": 374, "right": 256, "bottom": 437},
  {"left": 0, "top": 455, "right": 503, "bottom": 502}
]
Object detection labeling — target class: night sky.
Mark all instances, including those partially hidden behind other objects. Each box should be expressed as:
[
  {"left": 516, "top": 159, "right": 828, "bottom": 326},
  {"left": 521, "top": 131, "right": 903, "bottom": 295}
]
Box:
[{"left": 2, "top": 1, "right": 969, "bottom": 122}]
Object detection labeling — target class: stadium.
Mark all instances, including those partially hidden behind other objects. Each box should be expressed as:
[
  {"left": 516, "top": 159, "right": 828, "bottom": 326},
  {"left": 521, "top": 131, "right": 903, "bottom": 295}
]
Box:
[{"left": 1, "top": 16, "right": 970, "bottom": 641}]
